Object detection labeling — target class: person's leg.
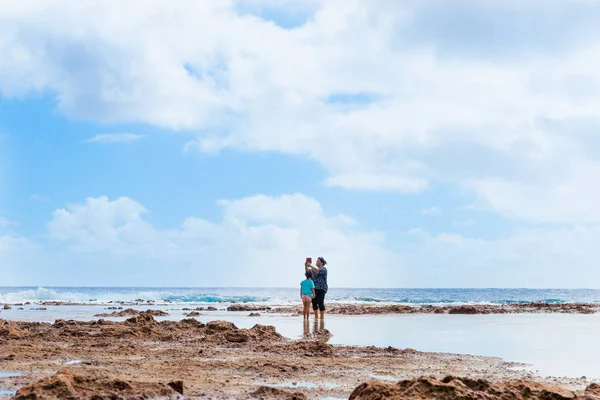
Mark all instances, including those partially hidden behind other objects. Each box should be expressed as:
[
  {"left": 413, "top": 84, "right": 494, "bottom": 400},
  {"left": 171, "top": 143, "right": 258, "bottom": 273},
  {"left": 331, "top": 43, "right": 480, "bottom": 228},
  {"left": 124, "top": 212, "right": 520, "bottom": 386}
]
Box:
[
  {"left": 317, "top": 290, "right": 325, "bottom": 319},
  {"left": 302, "top": 296, "right": 310, "bottom": 318},
  {"left": 312, "top": 295, "right": 319, "bottom": 319}
]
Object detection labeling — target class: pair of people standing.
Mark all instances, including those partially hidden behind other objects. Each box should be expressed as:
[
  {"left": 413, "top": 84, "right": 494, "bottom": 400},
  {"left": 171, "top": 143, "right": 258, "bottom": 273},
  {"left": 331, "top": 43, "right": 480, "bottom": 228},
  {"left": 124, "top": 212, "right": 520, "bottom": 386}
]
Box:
[{"left": 300, "top": 256, "right": 328, "bottom": 319}]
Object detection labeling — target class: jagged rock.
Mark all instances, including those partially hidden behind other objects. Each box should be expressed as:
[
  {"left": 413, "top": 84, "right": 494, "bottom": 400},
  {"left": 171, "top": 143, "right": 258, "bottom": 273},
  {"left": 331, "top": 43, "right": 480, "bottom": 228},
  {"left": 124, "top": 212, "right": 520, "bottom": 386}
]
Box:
[{"left": 13, "top": 367, "right": 183, "bottom": 399}]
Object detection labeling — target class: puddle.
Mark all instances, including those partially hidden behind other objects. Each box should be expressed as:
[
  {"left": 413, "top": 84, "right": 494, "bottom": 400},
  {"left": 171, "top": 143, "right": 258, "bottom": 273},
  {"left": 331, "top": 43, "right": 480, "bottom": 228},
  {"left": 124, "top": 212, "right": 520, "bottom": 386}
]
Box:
[
  {"left": 267, "top": 381, "right": 340, "bottom": 389},
  {"left": 370, "top": 374, "right": 397, "bottom": 381},
  {"left": 370, "top": 373, "right": 399, "bottom": 382},
  {"left": 0, "top": 391, "right": 16, "bottom": 396},
  {"left": 370, "top": 370, "right": 397, "bottom": 381},
  {"left": 0, "top": 372, "right": 21, "bottom": 378},
  {"left": 65, "top": 360, "right": 83, "bottom": 365}
]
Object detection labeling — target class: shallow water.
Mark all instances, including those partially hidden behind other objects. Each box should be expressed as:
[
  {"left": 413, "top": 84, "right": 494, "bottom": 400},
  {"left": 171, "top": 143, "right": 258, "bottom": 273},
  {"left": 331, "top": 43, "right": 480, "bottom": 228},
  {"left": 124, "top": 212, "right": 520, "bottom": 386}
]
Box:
[
  {"left": 267, "top": 381, "right": 341, "bottom": 389},
  {"left": 2, "top": 306, "right": 600, "bottom": 379},
  {"left": 210, "top": 312, "right": 600, "bottom": 379}
]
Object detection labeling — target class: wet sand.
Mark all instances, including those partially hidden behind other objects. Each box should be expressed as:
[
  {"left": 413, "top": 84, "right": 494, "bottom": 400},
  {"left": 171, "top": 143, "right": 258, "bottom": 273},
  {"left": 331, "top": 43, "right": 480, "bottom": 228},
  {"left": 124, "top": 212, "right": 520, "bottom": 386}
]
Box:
[{"left": 1, "top": 309, "right": 598, "bottom": 399}]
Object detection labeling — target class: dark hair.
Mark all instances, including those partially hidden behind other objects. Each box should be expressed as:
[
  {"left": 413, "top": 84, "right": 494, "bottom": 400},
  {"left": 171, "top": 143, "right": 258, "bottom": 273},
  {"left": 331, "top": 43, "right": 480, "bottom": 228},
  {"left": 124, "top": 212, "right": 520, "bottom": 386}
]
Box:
[
  {"left": 305, "top": 270, "right": 312, "bottom": 279},
  {"left": 317, "top": 256, "right": 327, "bottom": 266}
]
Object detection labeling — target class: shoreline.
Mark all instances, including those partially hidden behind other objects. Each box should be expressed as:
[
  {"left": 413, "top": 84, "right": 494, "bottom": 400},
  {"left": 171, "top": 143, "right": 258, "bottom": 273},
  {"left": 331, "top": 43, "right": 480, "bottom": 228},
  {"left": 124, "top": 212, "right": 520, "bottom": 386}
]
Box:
[
  {"left": 3, "top": 301, "right": 600, "bottom": 315},
  {"left": 0, "top": 314, "right": 597, "bottom": 399}
]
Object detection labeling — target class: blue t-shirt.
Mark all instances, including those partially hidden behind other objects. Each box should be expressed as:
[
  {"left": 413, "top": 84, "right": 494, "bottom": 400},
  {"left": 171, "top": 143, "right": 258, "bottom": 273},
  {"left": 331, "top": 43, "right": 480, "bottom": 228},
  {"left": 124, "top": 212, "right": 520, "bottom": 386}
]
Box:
[{"left": 300, "top": 279, "right": 315, "bottom": 296}]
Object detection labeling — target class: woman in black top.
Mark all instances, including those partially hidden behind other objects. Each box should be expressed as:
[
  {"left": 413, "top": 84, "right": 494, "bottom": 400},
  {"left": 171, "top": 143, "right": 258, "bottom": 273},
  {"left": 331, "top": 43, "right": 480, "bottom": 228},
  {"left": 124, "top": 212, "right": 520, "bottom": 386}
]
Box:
[{"left": 305, "top": 256, "right": 328, "bottom": 319}]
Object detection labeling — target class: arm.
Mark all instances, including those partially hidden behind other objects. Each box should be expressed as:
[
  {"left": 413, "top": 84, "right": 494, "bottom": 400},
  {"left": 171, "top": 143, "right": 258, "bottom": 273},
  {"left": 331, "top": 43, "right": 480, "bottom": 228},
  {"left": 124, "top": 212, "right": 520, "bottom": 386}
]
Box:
[
  {"left": 305, "top": 262, "right": 319, "bottom": 274},
  {"left": 300, "top": 286, "right": 303, "bottom": 299},
  {"left": 311, "top": 287, "right": 316, "bottom": 299}
]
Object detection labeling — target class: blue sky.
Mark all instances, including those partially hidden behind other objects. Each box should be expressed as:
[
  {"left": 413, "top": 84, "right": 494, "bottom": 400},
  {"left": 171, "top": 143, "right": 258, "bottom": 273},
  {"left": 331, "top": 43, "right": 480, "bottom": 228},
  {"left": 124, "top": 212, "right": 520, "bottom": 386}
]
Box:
[{"left": 2, "top": 1, "right": 600, "bottom": 288}]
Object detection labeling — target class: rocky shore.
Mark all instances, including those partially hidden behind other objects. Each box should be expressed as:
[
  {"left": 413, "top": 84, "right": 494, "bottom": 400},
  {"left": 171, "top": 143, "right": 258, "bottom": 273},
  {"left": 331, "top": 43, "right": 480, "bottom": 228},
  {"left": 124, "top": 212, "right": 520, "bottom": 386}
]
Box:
[
  {"left": 0, "top": 316, "right": 595, "bottom": 399},
  {"left": 263, "top": 302, "right": 600, "bottom": 315}
]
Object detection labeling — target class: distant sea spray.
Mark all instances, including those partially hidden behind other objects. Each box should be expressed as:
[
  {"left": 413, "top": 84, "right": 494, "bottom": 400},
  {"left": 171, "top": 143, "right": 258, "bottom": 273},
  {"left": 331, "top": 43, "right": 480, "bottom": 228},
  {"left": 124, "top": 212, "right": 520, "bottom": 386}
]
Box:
[{"left": 1, "top": 287, "right": 600, "bottom": 305}]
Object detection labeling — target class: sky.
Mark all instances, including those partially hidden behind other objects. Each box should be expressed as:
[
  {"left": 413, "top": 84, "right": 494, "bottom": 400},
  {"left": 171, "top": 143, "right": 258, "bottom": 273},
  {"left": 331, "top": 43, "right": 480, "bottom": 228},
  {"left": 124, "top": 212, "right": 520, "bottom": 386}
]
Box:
[{"left": 2, "top": 0, "right": 600, "bottom": 288}]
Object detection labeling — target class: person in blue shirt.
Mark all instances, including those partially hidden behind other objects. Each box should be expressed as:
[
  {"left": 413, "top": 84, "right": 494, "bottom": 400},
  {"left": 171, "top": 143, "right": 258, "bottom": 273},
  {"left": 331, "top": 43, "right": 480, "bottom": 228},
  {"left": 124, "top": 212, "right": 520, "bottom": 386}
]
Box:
[
  {"left": 300, "top": 270, "right": 316, "bottom": 320},
  {"left": 305, "top": 256, "right": 328, "bottom": 319}
]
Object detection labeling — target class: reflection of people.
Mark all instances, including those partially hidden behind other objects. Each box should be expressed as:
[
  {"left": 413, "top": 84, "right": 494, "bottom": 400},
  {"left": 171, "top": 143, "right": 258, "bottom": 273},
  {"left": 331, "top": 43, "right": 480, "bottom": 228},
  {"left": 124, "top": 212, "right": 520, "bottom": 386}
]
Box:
[
  {"left": 303, "top": 319, "right": 310, "bottom": 338},
  {"left": 312, "top": 317, "right": 324, "bottom": 333},
  {"left": 305, "top": 256, "right": 328, "bottom": 319},
  {"left": 300, "top": 270, "right": 316, "bottom": 320}
]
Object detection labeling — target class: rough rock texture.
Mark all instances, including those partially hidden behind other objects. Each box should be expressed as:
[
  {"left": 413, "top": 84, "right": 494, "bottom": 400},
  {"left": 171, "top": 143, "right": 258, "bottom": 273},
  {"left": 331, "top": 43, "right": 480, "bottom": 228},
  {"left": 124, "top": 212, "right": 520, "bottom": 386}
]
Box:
[
  {"left": 228, "top": 305, "right": 272, "bottom": 312},
  {"left": 0, "top": 317, "right": 593, "bottom": 399},
  {"left": 348, "top": 376, "right": 587, "bottom": 400},
  {"left": 269, "top": 302, "right": 600, "bottom": 315},
  {"left": 14, "top": 367, "right": 184, "bottom": 400},
  {"left": 183, "top": 311, "right": 202, "bottom": 317},
  {"left": 94, "top": 308, "right": 169, "bottom": 317},
  {"left": 247, "top": 386, "right": 307, "bottom": 400}
]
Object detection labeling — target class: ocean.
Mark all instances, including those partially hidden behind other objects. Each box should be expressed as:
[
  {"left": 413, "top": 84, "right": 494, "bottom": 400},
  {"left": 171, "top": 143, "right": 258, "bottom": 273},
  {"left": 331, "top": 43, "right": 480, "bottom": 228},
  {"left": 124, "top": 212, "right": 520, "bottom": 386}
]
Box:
[{"left": 1, "top": 286, "right": 600, "bottom": 305}]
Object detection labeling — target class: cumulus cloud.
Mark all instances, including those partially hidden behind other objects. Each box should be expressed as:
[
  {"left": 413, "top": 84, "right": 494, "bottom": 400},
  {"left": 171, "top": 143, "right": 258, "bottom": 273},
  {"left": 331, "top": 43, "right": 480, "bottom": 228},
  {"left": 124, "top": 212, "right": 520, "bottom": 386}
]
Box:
[
  {"left": 0, "top": 232, "right": 40, "bottom": 285},
  {"left": 2, "top": 195, "right": 599, "bottom": 288},
  {"left": 2, "top": 0, "right": 600, "bottom": 224},
  {"left": 421, "top": 207, "right": 441, "bottom": 216},
  {"left": 44, "top": 195, "right": 398, "bottom": 287},
  {"left": 85, "top": 133, "right": 144, "bottom": 144},
  {"left": 403, "top": 226, "right": 600, "bottom": 288}
]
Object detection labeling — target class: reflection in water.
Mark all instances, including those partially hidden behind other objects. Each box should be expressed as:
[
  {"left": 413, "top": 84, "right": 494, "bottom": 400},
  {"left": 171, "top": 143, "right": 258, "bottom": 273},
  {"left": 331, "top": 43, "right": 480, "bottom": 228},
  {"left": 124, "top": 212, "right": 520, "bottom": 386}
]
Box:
[
  {"left": 302, "top": 318, "right": 330, "bottom": 342},
  {"left": 303, "top": 319, "right": 310, "bottom": 338}
]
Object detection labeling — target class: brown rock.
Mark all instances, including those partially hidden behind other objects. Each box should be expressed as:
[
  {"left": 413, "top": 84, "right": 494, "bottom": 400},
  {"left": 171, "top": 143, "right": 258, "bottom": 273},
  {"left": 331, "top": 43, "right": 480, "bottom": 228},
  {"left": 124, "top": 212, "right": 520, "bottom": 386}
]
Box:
[
  {"left": 228, "top": 305, "right": 272, "bottom": 312},
  {"left": 586, "top": 383, "right": 600, "bottom": 398},
  {"left": 14, "top": 367, "right": 183, "bottom": 400},
  {"left": 94, "top": 308, "right": 169, "bottom": 317},
  {"left": 3, "top": 304, "right": 11, "bottom": 310},
  {"left": 448, "top": 306, "right": 484, "bottom": 315},
  {"left": 0, "top": 320, "right": 25, "bottom": 338},
  {"left": 249, "top": 312, "right": 261, "bottom": 317},
  {"left": 184, "top": 311, "right": 202, "bottom": 317},
  {"left": 349, "top": 376, "right": 578, "bottom": 400},
  {"left": 226, "top": 330, "right": 249, "bottom": 343},
  {"left": 206, "top": 320, "right": 237, "bottom": 332},
  {"left": 249, "top": 386, "right": 307, "bottom": 400}
]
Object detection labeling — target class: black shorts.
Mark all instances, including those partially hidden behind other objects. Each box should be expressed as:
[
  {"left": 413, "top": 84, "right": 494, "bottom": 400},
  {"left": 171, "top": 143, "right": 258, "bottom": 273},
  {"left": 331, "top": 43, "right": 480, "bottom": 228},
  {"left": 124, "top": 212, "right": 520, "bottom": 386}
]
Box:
[{"left": 312, "top": 289, "right": 326, "bottom": 311}]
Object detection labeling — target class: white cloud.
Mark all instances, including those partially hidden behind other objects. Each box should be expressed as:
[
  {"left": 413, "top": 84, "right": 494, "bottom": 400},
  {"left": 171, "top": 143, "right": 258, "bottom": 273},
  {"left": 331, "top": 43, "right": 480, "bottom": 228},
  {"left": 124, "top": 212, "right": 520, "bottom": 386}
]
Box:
[
  {"left": 43, "top": 195, "right": 398, "bottom": 287},
  {"left": 421, "top": 207, "right": 441, "bottom": 216},
  {"left": 2, "top": 194, "right": 599, "bottom": 288},
  {"left": 86, "top": 133, "right": 144, "bottom": 144},
  {"left": 402, "top": 226, "right": 600, "bottom": 288},
  {"left": 0, "top": 217, "right": 17, "bottom": 227},
  {"left": 2, "top": 1, "right": 600, "bottom": 223},
  {"left": 0, "top": 232, "right": 39, "bottom": 284},
  {"left": 324, "top": 174, "right": 427, "bottom": 192}
]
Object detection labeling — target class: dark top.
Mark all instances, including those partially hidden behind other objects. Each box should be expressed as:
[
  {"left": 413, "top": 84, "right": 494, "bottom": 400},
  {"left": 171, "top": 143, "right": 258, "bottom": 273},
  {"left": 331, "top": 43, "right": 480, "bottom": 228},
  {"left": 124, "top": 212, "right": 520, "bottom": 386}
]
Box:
[{"left": 311, "top": 266, "right": 328, "bottom": 293}]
